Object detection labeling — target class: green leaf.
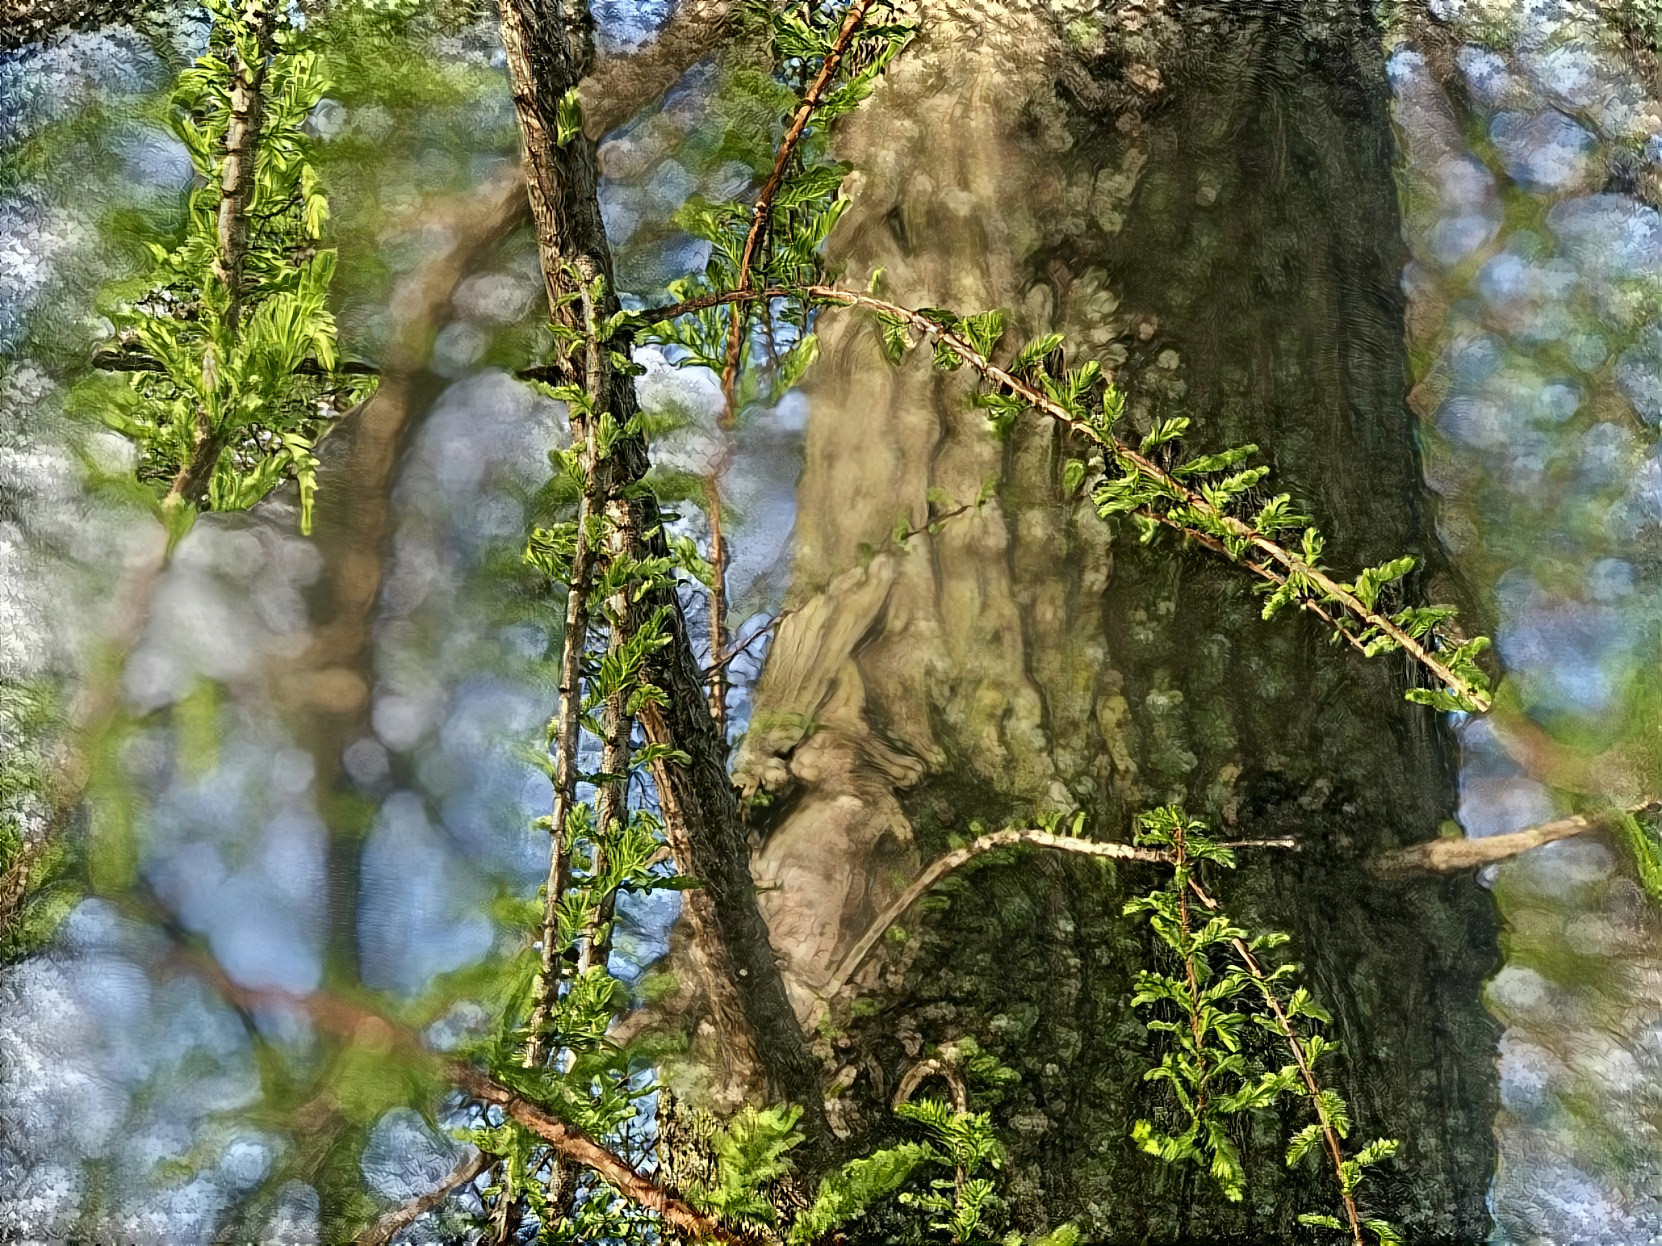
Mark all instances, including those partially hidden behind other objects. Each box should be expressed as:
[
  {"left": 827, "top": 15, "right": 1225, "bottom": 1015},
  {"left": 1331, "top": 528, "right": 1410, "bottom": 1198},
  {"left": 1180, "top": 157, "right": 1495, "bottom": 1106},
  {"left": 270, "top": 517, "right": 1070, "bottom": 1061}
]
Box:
[
  {"left": 1011, "top": 332, "right": 1064, "bottom": 373},
  {"left": 1286, "top": 1123, "right": 1324, "bottom": 1167},
  {"left": 1299, "top": 1213, "right": 1346, "bottom": 1230},
  {"left": 555, "top": 86, "right": 585, "bottom": 146},
  {"left": 1174, "top": 443, "right": 1258, "bottom": 478},
  {"left": 1140, "top": 416, "right": 1191, "bottom": 452}
]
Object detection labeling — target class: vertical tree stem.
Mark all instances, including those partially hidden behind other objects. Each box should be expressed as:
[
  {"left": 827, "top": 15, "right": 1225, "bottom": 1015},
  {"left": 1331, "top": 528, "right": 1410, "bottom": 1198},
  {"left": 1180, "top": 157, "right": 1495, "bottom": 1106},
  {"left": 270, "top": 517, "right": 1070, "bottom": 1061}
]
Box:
[
  {"left": 168, "top": 0, "right": 274, "bottom": 509},
  {"left": 497, "top": 0, "right": 825, "bottom": 1132}
]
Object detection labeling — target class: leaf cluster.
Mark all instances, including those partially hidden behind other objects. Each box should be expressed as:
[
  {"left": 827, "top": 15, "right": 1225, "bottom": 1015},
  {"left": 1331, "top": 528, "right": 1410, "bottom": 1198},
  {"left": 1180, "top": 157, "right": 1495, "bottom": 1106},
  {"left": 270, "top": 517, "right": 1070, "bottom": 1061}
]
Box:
[
  {"left": 1126, "top": 808, "right": 1401, "bottom": 1244},
  {"left": 638, "top": 2, "right": 913, "bottom": 420},
  {"left": 87, "top": 1, "right": 373, "bottom": 538},
  {"left": 880, "top": 307, "right": 1492, "bottom": 714}
]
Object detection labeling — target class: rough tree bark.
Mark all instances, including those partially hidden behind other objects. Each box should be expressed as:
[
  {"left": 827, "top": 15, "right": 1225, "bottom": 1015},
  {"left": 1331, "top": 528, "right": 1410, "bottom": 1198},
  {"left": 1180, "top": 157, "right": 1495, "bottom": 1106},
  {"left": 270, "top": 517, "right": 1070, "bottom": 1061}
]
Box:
[{"left": 733, "top": 0, "right": 1498, "bottom": 1239}]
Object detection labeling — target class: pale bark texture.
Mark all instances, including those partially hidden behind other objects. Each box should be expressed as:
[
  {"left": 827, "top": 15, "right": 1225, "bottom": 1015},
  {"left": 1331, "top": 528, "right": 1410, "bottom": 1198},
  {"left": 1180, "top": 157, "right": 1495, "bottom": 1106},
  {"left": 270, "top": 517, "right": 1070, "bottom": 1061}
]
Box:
[{"left": 735, "top": 0, "right": 1498, "bottom": 1239}]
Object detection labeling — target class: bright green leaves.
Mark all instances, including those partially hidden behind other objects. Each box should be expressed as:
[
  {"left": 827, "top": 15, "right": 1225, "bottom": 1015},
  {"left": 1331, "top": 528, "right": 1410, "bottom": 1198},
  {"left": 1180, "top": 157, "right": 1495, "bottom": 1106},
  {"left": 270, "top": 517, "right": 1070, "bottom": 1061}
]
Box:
[
  {"left": 555, "top": 85, "right": 585, "bottom": 146},
  {"left": 1608, "top": 811, "right": 1662, "bottom": 904},
  {"left": 1173, "top": 442, "right": 1256, "bottom": 477},
  {"left": 849, "top": 295, "right": 1495, "bottom": 714},
  {"left": 768, "top": 1, "right": 916, "bottom": 124},
  {"left": 1123, "top": 811, "right": 1257, "bottom": 1203},
  {"left": 787, "top": 1141, "right": 932, "bottom": 1244},
  {"left": 1126, "top": 808, "right": 1400, "bottom": 1239},
  {"left": 684, "top": 1105, "right": 806, "bottom": 1226},
  {"left": 93, "top": 0, "right": 371, "bottom": 536},
  {"left": 640, "top": 2, "right": 913, "bottom": 421},
  {"left": 1402, "top": 634, "right": 1493, "bottom": 714},
  {"left": 1347, "top": 554, "right": 1416, "bottom": 612},
  {"left": 893, "top": 1099, "right": 1009, "bottom": 1244}
]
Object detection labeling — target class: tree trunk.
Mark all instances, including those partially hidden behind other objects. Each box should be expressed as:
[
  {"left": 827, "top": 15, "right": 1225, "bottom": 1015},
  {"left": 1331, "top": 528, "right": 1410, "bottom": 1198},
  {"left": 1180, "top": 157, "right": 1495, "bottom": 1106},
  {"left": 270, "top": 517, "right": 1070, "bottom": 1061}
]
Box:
[{"left": 736, "top": 0, "right": 1499, "bottom": 1239}]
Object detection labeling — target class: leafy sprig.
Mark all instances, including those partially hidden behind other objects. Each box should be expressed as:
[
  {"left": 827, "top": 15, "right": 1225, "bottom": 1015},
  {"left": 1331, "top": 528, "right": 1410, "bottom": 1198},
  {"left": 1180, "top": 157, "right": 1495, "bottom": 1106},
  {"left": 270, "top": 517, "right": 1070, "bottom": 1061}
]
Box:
[
  {"left": 89, "top": 0, "right": 372, "bottom": 538},
  {"left": 1127, "top": 808, "right": 1401, "bottom": 1246}
]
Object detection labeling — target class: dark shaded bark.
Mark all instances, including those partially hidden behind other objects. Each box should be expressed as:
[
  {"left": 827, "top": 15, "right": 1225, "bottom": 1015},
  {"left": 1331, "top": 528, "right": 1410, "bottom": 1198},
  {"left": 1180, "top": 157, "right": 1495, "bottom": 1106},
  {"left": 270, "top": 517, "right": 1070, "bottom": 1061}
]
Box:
[{"left": 736, "top": 0, "right": 1497, "bottom": 1239}]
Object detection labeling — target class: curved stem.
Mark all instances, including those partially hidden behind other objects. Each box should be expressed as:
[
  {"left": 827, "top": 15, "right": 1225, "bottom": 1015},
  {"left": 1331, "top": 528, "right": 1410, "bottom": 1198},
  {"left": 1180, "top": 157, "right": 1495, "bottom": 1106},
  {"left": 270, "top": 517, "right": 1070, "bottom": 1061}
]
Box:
[
  {"left": 640, "top": 284, "right": 1490, "bottom": 711},
  {"left": 809, "top": 829, "right": 1177, "bottom": 1031}
]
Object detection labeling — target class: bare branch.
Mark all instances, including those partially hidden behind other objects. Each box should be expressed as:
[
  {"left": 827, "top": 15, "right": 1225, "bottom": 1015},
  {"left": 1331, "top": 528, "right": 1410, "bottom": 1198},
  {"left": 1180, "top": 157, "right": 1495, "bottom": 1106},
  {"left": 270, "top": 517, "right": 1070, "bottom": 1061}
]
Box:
[
  {"left": 1376, "top": 802, "right": 1660, "bottom": 874},
  {"left": 353, "top": 1150, "right": 493, "bottom": 1246},
  {"left": 811, "top": 829, "right": 1177, "bottom": 1030}
]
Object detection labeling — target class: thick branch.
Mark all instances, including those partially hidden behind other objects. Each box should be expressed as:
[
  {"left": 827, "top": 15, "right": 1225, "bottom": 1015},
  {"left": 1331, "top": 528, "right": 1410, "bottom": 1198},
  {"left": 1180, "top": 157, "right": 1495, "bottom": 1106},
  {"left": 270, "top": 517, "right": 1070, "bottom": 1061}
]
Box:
[
  {"left": 450, "top": 1067, "right": 745, "bottom": 1242},
  {"left": 163, "top": 0, "right": 274, "bottom": 511}
]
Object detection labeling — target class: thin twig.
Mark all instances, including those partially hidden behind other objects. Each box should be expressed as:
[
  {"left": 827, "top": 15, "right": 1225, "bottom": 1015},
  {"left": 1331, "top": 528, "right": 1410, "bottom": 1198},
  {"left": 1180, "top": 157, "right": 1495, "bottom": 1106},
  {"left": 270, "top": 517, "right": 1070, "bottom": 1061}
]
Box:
[
  {"left": 700, "top": 612, "right": 785, "bottom": 678},
  {"left": 811, "top": 829, "right": 1304, "bottom": 1034},
  {"left": 578, "top": 505, "right": 640, "bottom": 979},
  {"left": 1186, "top": 877, "right": 1365, "bottom": 1246},
  {"left": 521, "top": 304, "right": 609, "bottom": 1072},
  {"left": 1173, "top": 824, "right": 1211, "bottom": 1119},
  {"left": 706, "top": 0, "right": 884, "bottom": 734}
]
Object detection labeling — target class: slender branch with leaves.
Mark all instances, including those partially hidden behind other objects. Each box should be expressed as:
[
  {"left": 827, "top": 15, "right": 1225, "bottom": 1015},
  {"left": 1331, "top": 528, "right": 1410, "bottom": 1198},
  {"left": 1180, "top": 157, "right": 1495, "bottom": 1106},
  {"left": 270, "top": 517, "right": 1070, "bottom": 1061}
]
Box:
[
  {"left": 640, "top": 284, "right": 1493, "bottom": 713},
  {"left": 84, "top": 0, "right": 373, "bottom": 542},
  {"left": 1126, "top": 807, "right": 1402, "bottom": 1246},
  {"left": 638, "top": 0, "right": 913, "bottom": 729}
]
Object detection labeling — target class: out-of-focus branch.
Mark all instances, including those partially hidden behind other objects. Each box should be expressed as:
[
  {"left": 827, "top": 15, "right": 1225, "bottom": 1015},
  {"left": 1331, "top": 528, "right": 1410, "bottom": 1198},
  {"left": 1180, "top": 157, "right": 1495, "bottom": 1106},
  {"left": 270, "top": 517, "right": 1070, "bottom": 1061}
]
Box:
[
  {"left": 579, "top": 0, "right": 745, "bottom": 138},
  {"left": 0, "top": 0, "right": 144, "bottom": 50},
  {"left": 167, "top": 948, "right": 747, "bottom": 1245},
  {"left": 353, "top": 1149, "right": 493, "bottom": 1246}
]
